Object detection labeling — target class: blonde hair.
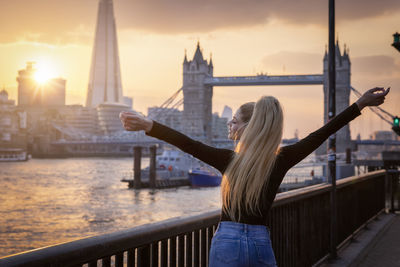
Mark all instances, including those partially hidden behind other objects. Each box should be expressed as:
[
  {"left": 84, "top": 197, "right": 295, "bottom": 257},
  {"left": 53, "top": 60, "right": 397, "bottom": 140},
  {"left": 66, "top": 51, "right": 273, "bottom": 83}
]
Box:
[{"left": 222, "top": 96, "right": 284, "bottom": 221}]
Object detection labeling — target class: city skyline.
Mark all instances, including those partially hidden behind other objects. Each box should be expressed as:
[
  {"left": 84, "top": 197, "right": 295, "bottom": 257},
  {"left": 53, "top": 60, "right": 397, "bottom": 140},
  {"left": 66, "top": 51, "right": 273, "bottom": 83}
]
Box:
[{"left": 0, "top": 0, "right": 399, "bottom": 139}]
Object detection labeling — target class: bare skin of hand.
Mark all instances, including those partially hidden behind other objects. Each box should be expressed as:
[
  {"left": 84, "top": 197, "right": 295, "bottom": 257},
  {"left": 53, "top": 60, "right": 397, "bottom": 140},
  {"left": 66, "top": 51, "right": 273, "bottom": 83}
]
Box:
[
  {"left": 119, "top": 111, "right": 153, "bottom": 133},
  {"left": 355, "top": 87, "right": 390, "bottom": 111}
]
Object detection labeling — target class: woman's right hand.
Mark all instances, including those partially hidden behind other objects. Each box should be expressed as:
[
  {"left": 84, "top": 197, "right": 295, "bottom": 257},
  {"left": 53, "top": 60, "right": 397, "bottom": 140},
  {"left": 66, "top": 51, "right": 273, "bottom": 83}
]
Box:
[{"left": 119, "top": 111, "right": 154, "bottom": 133}]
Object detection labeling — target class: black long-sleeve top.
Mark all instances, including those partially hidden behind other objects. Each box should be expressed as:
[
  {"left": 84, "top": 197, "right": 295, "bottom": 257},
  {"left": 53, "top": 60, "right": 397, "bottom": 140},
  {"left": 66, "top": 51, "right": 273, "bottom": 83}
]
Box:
[{"left": 146, "top": 103, "right": 361, "bottom": 225}]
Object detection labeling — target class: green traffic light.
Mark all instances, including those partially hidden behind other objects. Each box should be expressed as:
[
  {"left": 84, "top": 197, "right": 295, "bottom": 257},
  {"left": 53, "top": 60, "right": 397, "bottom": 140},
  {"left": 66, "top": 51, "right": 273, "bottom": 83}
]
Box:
[
  {"left": 394, "top": 117, "right": 400, "bottom": 127},
  {"left": 394, "top": 32, "right": 400, "bottom": 43}
]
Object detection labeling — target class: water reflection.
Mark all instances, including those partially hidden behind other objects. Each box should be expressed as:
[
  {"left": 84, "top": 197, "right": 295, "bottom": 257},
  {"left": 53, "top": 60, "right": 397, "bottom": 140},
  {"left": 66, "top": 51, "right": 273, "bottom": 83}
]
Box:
[{"left": 0, "top": 158, "right": 221, "bottom": 257}]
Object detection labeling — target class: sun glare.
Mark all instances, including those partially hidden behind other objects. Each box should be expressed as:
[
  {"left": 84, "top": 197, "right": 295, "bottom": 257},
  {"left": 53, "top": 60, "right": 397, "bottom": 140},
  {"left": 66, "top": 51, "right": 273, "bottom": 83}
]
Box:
[{"left": 34, "top": 61, "right": 57, "bottom": 84}]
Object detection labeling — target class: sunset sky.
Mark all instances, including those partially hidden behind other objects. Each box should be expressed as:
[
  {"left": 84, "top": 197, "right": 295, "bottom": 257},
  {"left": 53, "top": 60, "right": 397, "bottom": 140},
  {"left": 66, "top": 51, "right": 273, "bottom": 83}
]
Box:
[{"left": 0, "top": 0, "right": 399, "bottom": 139}]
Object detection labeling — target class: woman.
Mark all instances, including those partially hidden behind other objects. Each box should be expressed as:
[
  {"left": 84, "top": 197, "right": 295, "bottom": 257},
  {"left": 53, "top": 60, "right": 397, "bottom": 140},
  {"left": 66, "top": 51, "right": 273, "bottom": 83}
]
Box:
[{"left": 120, "top": 87, "right": 390, "bottom": 266}]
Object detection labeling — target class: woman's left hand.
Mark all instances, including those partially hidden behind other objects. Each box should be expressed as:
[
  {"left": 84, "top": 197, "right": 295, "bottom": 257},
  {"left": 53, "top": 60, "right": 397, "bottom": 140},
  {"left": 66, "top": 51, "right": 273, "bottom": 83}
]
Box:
[{"left": 355, "top": 87, "right": 390, "bottom": 111}]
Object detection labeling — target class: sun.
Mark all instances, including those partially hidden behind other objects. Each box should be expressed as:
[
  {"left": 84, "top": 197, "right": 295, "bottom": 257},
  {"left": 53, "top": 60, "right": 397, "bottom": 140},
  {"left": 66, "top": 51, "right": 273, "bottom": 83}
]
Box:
[{"left": 34, "top": 61, "right": 57, "bottom": 83}]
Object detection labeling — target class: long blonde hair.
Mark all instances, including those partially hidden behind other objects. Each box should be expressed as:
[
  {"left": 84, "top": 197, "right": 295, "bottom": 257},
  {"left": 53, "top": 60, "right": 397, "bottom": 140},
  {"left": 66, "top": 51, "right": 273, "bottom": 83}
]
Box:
[{"left": 222, "top": 96, "right": 284, "bottom": 221}]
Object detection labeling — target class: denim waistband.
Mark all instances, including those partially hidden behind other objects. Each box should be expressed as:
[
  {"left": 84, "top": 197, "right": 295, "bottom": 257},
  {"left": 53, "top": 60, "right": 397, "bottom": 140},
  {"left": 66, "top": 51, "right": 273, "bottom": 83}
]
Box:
[{"left": 217, "top": 221, "right": 270, "bottom": 236}]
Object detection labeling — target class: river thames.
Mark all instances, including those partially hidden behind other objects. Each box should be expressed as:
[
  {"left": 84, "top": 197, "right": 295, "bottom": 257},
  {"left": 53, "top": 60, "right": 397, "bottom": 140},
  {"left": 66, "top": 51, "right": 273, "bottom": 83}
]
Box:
[
  {"left": 0, "top": 158, "right": 223, "bottom": 257},
  {"left": 0, "top": 156, "right": 322, "bottom": 257}
]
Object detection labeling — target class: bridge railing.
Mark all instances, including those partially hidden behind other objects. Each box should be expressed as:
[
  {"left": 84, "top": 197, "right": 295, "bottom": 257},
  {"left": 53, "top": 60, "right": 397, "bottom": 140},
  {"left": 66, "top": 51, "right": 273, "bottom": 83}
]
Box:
[{"left": 0, "top": 170, "right": 394, "bottom": 267}]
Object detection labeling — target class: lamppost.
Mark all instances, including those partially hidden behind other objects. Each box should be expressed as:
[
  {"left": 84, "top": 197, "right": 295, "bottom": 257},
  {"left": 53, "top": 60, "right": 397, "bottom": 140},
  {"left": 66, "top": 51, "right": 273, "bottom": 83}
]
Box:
[
  {"left": 392, "top": 33, "right": 400, "bottom": 136},
  {"left": 393, "top": 32, "right": 400, "bottom": 52},
  {"left": 328, "top": 0, "right": 337, "bottom": 259}
]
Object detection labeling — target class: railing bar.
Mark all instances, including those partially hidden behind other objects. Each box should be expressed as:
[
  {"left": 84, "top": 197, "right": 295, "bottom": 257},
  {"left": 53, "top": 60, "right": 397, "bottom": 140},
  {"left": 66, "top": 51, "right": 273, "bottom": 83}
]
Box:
[
  {"left": 151, "top": 242, "right": 158, "bottom": 267},
  {"left": 127, "top": 249, "right": 135, "bottom": 267},
  {"left": 193, "top": 230, "right": 199, "bottom": 267},
  {"left": 200, "top": 228, "right": 206, "bottom": 267},
  {"left": 185, "top": 232, "right": 193, "bottom": 267},
  {"left": 88, "top": 260, "right": 97, "bottom": 267},
  {"left": 160, "top": 239, "right": 168, "bottom": 267},
  {"left": 101, "top": 256, "right": 111, "bottom": 267},
  {"left": 280, "top": 206, "right": 284, "bottom": 266},
  {"left": 115, "top": 252, "right": 124, "bottom": 267},
  {"left": 293, "top": 202, "right": 298, "bottom": 266},
  {"left": 279, "top": 205, "right": 288, "bottom": 266},
  {"left": 177, "top": 235, "right": 184, "bottom": 267},
  {"left": 285, "top": 205, "right": 289, "bottom": 266},
  {"left": 287, "top": 203, "right": 291, "bottom": 267},
  {"left": 277, "top": 207, "right": 282, "bottom": 267},
  {"left": 137, "top": 245, "right": 150, "bottom": 267},
  {"left": 170, "top": 236, "right": 177, "bottom": 267},
  {"left": 206, "top": 227, "right": 213, "bottom": 266},
  {"left": 293, "top": 202, "right": 296, "bottom": 266}
]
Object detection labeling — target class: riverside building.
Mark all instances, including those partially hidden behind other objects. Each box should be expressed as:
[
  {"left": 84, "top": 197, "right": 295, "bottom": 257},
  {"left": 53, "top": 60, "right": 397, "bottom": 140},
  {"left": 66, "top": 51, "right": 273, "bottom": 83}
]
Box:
[
  {"left": 17, "top": 62, "right": 66, "bottom": 107},
  {"left": 0, "top": 89, "right": 28, "bottom": 160}
]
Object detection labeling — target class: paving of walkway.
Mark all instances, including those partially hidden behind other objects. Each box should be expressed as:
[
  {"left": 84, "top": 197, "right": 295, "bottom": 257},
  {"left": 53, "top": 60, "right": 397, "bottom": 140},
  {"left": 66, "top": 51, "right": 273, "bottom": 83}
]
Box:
[
  {"left": 320, "top": 213, "right": 400, "bottom": 267},
  {"left": 356, "top": 214, "right": 400, "bottom": 267}
]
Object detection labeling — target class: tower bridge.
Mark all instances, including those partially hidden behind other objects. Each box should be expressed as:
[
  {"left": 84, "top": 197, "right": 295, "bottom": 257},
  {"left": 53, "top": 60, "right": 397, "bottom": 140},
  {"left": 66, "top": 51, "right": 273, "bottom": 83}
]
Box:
[
  {"left": 182, "top": 42, "right": 351, "bottom": 154},
  {"left": 204, "top": 74, "right": 324, "bottom": 86}
]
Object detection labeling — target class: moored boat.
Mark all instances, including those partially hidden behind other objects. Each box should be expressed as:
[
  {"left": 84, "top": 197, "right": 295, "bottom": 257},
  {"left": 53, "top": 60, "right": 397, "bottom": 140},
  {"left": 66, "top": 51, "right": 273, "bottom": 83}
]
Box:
[
  {"left": 122, "top": 148, "right": 223, "bottom": 188},
  {"left": 188, "top": 169, "right": 222, "bottom": 187},
  {"left": 0, "top": 148, "right": 29, "bottom": 162}
]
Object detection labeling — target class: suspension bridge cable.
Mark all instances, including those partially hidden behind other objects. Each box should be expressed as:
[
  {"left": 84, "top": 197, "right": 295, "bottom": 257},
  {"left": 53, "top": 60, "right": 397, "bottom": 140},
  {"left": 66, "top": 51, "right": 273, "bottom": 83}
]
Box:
[
  {"left": 154, "top": 98, "right": 184, "bottom": 120},
  {"left": 159, "top": 88, "right": 182, "bottom": 109},
  {"left": 148, "top": 88, "right": 183, "bottom": 119}
]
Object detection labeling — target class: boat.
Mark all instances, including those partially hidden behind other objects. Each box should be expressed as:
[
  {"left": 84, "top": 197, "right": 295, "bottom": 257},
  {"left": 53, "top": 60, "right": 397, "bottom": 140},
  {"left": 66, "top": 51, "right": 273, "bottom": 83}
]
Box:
[
  {"left": 152, "top": 149, "right": 223, "bottom": 187},
  {"left": 188, "top": 166, "right": 222, "bottom": 187},
  {"left": 124, "top": 149, "right": 193, "bottom": 182},
  {"left": 122, "top": 148, "right": 223, "bottom": 188},
  {"left": 0, "top": 148, "right": 29, "bottom": 162}
]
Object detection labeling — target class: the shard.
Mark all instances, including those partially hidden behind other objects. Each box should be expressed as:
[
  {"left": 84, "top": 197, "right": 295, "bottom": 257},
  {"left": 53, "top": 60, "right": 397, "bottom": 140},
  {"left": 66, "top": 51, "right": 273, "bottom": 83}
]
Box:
[{"left": 86, "top": 0, "right": 123, "bottom": 107}]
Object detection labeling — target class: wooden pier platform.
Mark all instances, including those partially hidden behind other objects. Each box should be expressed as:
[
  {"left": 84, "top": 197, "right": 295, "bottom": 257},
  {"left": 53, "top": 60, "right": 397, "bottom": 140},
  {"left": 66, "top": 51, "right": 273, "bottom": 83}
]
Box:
[{"left": 121, "top": 177, "right": 190, "bottom": 189}]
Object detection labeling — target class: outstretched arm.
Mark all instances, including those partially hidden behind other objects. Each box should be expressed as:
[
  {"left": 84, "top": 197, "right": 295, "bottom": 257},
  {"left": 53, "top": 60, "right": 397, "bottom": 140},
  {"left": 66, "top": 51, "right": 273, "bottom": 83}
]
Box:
[
  {"left": 280, "top": 87, "right": 390, "bottom": 168},
  {"left": 119, "top": 112, "right": 233, "bottom": 173}
]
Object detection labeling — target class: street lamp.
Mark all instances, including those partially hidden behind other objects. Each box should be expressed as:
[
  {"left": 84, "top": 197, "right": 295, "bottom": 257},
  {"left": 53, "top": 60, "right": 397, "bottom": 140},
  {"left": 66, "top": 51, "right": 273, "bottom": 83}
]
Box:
[{"left": 393, "top": 32, "right": 400, "bottom": 52}]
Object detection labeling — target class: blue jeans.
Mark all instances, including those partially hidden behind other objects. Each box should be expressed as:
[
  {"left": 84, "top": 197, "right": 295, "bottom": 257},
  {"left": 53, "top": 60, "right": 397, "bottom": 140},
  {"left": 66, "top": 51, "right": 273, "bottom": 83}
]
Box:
[{"left": 209, "top": 221, "right": 277, "bottom": 267}]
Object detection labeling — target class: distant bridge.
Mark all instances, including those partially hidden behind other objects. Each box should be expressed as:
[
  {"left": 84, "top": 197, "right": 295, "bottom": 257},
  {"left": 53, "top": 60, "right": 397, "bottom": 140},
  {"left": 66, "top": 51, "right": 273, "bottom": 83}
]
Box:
[
  {"left": 51, "top": 139, "right": 165, "bottom": 146},
  {"left": 356, "top": 140, "right": 400, "bottom": 145}
]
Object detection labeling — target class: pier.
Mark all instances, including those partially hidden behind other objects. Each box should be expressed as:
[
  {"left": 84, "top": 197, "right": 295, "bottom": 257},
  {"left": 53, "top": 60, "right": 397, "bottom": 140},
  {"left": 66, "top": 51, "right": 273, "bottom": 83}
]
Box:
[
  {"left": 120, "top": 145, "right": 191, "bottom": 189},
  {"left": 121, "top": 177, "right": 190, "bottom": 189}
]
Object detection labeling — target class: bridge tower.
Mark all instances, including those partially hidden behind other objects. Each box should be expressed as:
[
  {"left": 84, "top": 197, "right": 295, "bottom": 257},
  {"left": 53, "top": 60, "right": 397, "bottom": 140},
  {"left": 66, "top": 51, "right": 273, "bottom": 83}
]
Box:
[
  {"left": 320, "top": 41, "right": 351, "bottom": 154},
  {"left": 182, "top": 43, "right": 214, "bottom": 143}
]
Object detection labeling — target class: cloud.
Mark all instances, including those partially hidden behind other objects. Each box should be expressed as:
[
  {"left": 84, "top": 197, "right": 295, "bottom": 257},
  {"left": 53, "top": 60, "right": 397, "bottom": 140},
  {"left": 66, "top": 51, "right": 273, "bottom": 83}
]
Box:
[
  {"left": 351, "top": 55, "right": 400, "bottom": 108},
  {"left": 117, "top": 0, "right": 400, "bottom": 34},
  {"left": 261, "top": 51, "right": 323, "bottom": 75},
  {"left": 352, "top": 55, "right": 400, "bottom": 76},
  {"left": 261, "top": 51, "right": 400, "bottom": 78},
  {"left": 0, "top": 0, "right": 97, "bottom": 43},
  {"left": 0, "top": 0, "right": 399, "bottom": 44}
]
